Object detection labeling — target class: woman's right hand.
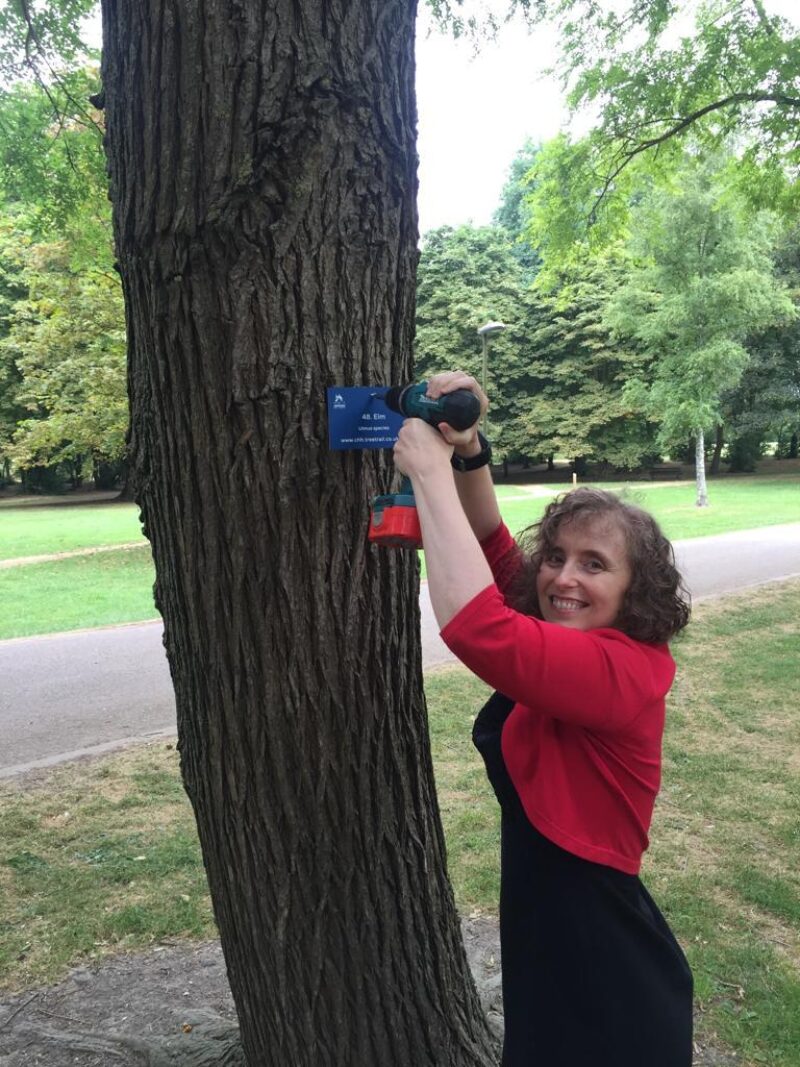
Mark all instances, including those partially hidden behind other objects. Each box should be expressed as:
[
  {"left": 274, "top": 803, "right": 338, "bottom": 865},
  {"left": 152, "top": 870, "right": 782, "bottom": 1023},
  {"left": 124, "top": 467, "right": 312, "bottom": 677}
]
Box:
[{"left": 424, "top": 371, "right": 488, "bottom": 454}]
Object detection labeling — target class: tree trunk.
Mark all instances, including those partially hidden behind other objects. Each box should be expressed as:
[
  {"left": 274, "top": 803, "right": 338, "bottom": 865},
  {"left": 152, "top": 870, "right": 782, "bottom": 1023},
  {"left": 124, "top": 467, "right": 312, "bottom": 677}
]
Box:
[
  {"left": 100, "top": 3, "right": 495, "bottom": 1065},
  {"left": 709, "top": 424, "right": 723, "bottom": 475},
  {"left": 115, "top": 479, "right": 136, "bottom": 503},
  {"left": 790, "top": 431, "right": 798, "bottom": 459},
  {"left": 695, "top": 428, "right": 709, "bottom": 507}
]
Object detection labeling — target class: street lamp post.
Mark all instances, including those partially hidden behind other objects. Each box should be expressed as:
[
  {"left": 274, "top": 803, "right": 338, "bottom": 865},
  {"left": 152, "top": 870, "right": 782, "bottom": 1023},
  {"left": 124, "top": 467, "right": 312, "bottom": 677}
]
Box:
[{"left": 476, "top": 320, "right": 506, "bottom": 435}]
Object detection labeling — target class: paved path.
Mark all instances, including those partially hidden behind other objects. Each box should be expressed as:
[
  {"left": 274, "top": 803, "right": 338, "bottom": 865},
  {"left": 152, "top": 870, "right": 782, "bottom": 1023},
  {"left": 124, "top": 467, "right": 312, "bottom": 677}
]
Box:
[{"left": 2, "top": 523, "right": 799, "bottom": 777}]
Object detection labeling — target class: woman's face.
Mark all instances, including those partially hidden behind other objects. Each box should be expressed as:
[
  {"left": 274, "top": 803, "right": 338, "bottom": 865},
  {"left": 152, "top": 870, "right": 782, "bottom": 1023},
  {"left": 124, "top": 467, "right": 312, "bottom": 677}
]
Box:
[{"left": 535, "top": 515, "right": 632, "bottom": 632}]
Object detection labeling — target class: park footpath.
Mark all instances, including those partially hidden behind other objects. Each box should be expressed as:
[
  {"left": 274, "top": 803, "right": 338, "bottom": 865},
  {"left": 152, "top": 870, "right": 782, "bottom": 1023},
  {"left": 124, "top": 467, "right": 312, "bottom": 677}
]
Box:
[
  {"left": 2, "top": 520, "right": 800, "bottom": 780},
  {"left": 0, "top": 541, "right": 145, "bottom": 569}
]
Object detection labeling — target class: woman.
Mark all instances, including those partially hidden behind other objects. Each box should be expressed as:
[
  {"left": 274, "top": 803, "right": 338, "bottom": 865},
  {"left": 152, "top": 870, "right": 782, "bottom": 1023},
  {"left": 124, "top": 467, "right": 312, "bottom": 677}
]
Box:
[{"left": 394, "top": 371, "right": 694, "bottom": 1067}]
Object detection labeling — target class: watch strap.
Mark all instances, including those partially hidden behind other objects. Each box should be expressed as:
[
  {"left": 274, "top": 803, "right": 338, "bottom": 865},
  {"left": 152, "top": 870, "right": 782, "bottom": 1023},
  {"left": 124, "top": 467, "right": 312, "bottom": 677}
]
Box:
[{"left": 451, "top": 432, "right": 492, "bottom": 472}]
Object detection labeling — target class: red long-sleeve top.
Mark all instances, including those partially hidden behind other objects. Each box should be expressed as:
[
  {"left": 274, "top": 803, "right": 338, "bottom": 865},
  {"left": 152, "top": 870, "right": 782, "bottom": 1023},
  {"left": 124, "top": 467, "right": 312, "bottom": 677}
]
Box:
[{"left": 440, "top": 522, "right": 676, "bottom": 875}]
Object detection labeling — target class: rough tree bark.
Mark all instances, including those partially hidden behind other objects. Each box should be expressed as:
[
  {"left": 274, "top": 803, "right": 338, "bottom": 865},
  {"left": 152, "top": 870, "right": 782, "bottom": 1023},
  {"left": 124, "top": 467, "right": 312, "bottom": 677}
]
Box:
[{"left": 100, "top": 1, "right": 496, "bottom": 1064}]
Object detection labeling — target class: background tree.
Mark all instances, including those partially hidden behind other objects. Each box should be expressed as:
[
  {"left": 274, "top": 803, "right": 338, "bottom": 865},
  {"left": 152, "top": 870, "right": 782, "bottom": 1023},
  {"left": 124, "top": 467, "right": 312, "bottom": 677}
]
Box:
[
  {"left": 2, "top": 235, "right": 127, "bottom": 486},
  {"left": 527, "top": 0, "right": 800, "bottom": 232},
  {"left": 414, "top": 222, "right": 658, "bottom": 475},
  {"left": 606, "top": 155, "right": 796, "bottom": 506},
  {"left": 520, "top": 253, "right": 658, "bottom": 471},
  {"left": 0, "top": 0, "right": 96, "bottom": 84},
  {"left": 0, "top": 71, "right": 106, "bottom": 240},
  {"left": 99, "top": 1, "right": 496, "bottom": 1064},
  {"left": 415, "top": 223, "right": 546, "bottom": 465},
  {"left": 493, "top": 137, "right": 541, "bottom": 279},
  {"left": 723, "top": 227, "right": 800, "bottom": 468},
  {"left": 524, "top": 133, "right": 669, "bottom": 283},
  {"left": 0, "top": 56, "right": 116, "bottom": 490},
  {"left": 0, "top": 212, "right": 29, "bottom": 484}
]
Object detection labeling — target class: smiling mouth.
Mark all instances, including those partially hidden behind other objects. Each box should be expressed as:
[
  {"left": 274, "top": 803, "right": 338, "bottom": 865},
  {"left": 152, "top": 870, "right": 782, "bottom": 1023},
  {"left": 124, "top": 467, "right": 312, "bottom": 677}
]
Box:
[{"left": 550, "top": 596, "right": 588, "bottom": 612}]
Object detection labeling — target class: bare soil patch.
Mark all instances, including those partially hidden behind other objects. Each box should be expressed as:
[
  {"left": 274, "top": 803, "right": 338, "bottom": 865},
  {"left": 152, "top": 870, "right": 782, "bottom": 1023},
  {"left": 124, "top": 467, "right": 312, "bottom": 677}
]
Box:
[{"left": 0, "top": 921, "right": 741, "bottom": 1066}]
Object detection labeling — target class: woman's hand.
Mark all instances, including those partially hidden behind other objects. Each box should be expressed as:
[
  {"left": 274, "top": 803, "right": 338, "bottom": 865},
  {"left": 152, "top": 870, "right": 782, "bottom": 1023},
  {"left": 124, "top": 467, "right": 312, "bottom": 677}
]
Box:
[
  {"left": 393, "top": 418, "right": 453, "bottom": 480},
  {"left": 425, "top": 371, "right": 488, "bottom": 454}
]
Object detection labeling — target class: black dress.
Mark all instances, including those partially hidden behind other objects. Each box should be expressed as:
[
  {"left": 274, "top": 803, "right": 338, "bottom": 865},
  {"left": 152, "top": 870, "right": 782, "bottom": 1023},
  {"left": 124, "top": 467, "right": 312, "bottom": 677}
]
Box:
[{"left": 473, "top": 691, "right": 694, "bottom": 1067}]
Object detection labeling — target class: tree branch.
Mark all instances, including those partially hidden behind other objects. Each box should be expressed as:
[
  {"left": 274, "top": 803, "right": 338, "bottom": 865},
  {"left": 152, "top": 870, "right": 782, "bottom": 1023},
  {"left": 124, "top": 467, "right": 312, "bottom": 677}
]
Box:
[
  {"left": 751, "top": 0, "right": 778, "bottom": 35},
  {"left": 589, "top": 91, "right": 800, "bottom": 223},
  {"left": 15, "top": 0, "right": 104, "bottom": 139}
]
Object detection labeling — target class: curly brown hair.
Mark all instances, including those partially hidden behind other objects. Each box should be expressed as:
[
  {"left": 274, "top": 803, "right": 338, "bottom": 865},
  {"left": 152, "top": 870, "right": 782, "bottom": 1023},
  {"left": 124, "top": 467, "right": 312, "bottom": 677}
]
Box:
[{"left": 508, "top": 487, "right": 691, "bottom": 644}]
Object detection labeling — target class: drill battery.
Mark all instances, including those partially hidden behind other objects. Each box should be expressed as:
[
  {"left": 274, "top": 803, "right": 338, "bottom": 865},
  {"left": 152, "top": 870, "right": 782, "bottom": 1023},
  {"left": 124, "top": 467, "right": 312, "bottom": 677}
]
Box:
[{"left": 368, "top": 477, "right": 422, "bottom": 549}]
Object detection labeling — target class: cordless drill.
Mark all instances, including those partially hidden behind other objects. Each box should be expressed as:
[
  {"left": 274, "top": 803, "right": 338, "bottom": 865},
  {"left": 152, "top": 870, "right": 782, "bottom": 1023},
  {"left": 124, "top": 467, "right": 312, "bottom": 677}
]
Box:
[{"left": 368, "top": 382, "right": 481, "bottom": 548}]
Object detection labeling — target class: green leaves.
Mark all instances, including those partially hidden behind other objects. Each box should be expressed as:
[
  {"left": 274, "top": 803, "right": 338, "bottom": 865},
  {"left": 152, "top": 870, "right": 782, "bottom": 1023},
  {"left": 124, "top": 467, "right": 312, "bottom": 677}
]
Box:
[
  {"left": 0, "top": 11, "right": 120, "bottom": 484},
  {"left": 0, "top": 68, "right": 107, "bottom": 241},
  {"left": 0, "top": 224, "right": 127, "bottom": 473},
  {"left": 0, "top": 0, "right": 97, "bottom": 84},
  {"left": 519, "top": 0, "right": 800, "bottom": 269},
  {"left": 415, "top": 220, "right": 660, "bottom": 468},
  {"left": 518, "top": 253, "right": 658, "bottom": 466},
  {"left": 605, "top": 154, "right": 796, "bottom": 450}
]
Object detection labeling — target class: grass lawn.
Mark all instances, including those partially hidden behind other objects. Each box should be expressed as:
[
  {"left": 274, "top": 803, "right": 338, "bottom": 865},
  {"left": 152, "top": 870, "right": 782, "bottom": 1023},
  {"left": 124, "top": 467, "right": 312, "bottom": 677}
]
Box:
[
  {"left": 1, "top": 580, "right": 798, "bottom": 1064},
  {"left": 602, "top": 475, "right": 800, "bottom": 540},
  {"left": 420, "top": 473, "right": 800, "bottom": 577},
  {"left": 0, "top": 503, "right": 145, "bottom": 561},
  {"left": 0, "top": 746, "right": 215, "bottom": 988},
  {"left": 0, "top": 546, "right": 157, "bottom": 640},
  {"left": 491, "top": 475, "right": 800, "bottom": 541},
  {"left": 1, "top": 473, "right": 798, "bottom": 638},
  {"left": 1, "top": 476, "right": 797, "bottom": 563}
]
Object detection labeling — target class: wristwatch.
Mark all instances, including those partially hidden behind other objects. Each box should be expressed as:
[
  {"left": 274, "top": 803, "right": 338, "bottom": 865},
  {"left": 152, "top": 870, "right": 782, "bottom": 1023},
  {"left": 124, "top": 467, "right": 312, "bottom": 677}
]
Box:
[{"left": 451, "top": 432, "right": 492, "bottom": 472}]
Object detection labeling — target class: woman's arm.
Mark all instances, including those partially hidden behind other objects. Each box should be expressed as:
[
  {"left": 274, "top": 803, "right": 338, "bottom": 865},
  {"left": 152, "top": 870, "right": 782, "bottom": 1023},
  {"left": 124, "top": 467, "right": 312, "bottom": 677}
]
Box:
[
  {"left": 451, "top": 460, "right": 502, "bottom": 542},
  {"left": 425, "top": 372, "right": 502, "bottom": 542},
  {"left": 441, "top": 586, "right": 675, "bottom": 731},
  {"left": 393, "top": 418, "right": 493, "bottom": 629},
  {"left": 394, "top": 419, "right": 673, "bottom": 728}
]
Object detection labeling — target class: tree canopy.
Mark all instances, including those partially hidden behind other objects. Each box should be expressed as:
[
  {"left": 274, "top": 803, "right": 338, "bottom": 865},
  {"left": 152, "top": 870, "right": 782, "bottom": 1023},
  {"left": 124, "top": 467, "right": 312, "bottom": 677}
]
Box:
[
  {"left": 1, "top": 230, "right": 126, "bottom": 478},
  {"left": 0, "top": 0, "right": 97, "bottom": 83},
  {"left": 0, "top": 9, "right": 115, "bottom": 487},
  {"left": 605, "top": 152, "right": 796, "bottom": 502},
  {"left": 518, "top": 0, "right": 800, "bottom": 267}
]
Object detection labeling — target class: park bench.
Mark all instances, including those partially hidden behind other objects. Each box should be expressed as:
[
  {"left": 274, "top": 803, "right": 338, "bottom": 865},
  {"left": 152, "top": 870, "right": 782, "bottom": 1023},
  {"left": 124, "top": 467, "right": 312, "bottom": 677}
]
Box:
[{"left": 649, "top": 465, "right": 684, "bottom": 480}]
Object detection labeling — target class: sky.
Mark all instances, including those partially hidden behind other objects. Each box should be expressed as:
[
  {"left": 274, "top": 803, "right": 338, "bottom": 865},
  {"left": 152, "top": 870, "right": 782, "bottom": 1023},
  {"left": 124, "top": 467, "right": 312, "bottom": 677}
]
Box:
[
  {"left": 414, "top": 0, "right": 800, "bottom": 235},
  {"left": 415, "top": 12, "right": 564, "bottom": 234}
]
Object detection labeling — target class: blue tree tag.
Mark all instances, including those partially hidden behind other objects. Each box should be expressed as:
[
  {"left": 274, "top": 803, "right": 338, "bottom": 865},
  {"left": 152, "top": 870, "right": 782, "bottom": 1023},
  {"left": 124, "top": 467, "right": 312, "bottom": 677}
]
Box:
[{"left": 327, "top": 387, "right": 404, "bottom": 450}]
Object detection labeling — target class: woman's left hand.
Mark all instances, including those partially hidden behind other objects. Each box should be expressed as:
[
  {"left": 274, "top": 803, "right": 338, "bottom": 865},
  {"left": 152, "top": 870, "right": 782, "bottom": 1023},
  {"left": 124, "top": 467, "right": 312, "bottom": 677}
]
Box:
[{"left": 393, "top": 418, "right": 453, "bottom": 480}]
